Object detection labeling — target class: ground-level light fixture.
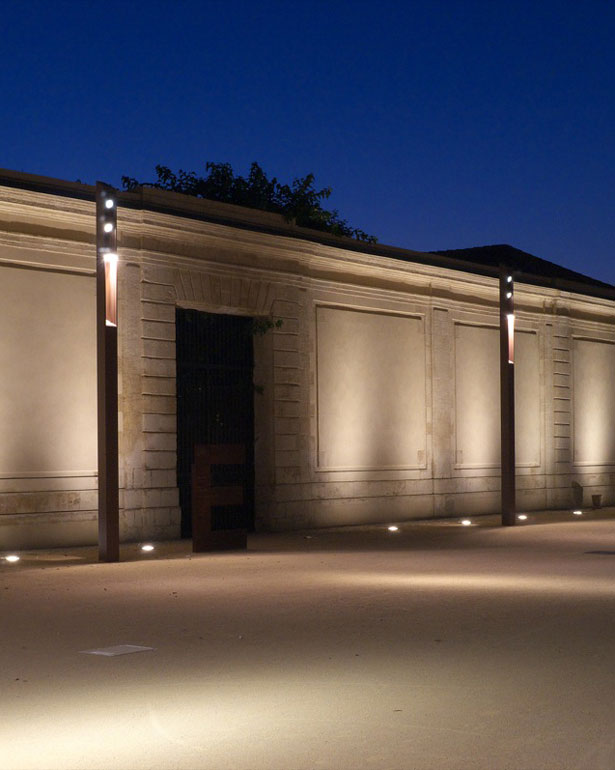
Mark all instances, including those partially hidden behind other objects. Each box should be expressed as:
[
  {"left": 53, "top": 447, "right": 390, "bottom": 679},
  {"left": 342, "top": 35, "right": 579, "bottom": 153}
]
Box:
[
  {"left": 4, "top": 554, "right": 20, "bottom": 563},
  {"left": 572, "top": 510, "right": 583, "bottom": 516},
  {"left": 517, "top": 514, "right": 528, "bottom": 521},
  {"left": 140, "top": 543, "right": 155, "bottom": 552},
  {"left": 387, "top": 525, "right": 399, "bottom": 532},
  {"left": 461, "top": 519, "right": 472, "bottom": 526}
]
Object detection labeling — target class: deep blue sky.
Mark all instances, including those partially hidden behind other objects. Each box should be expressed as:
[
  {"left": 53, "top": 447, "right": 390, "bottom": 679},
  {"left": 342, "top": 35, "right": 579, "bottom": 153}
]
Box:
[{"left": 2, "top": 0, "right": 613, "bottom": 282}]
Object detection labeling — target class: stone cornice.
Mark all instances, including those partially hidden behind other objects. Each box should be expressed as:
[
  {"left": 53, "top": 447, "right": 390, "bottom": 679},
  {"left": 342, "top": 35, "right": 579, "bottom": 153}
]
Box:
[{"left": 1, "top": 180, "right": 614, "bottom": 324}]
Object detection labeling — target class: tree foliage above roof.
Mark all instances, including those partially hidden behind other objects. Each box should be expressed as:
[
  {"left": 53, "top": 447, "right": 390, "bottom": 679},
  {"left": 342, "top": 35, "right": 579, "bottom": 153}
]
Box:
[{"left": 122, "top": 162, "right": 377, "bottom": 243}]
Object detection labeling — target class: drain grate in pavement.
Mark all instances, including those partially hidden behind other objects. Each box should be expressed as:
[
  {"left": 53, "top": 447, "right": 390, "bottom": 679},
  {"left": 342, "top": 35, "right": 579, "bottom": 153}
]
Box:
[
  {"left": 585, "top": 550, "right": 615, "bottom": 555},
  {"left": 80, "top": 645, "right": 155, "bottom": 657}
]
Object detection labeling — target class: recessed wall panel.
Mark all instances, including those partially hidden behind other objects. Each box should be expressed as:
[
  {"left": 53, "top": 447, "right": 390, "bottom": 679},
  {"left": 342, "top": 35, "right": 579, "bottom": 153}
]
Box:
[
  {"left": 0, "top": 266, "right": 96, "bottom": 474},
  {"left": 515, "top": 331, "right": 540, "bottom": 466},
  {"left": 316, "top": 306, "right": 426, "bottom": 470},
  {"left": 454, "top": 324, "right": 540, "bottom": 468},
  {"left": 454, "top": 325, "right": 500, "bottom": 468},
  {"left": 573, "top": 339, "right": 615, "bottom": 465}
]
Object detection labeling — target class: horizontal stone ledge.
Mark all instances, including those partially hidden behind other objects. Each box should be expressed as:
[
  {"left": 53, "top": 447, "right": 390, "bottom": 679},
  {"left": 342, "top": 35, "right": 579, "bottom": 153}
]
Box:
[
  {"left": 143, "top": 340, "right": 176, "bottom": 358},
  {"left": 143, "top": 451, "right": 176, "bottom": 470},
  {"left": 143, "top": 358, "right": 176, "bottom": 377},
  {"left": 142, "top": 283, "right": 176, "bottom": 302},
  {"left": 143, "top": 414, "right": 176, "bottom": 432},
  {"left": 143, "top": 395, "right": 177, "bottom": 415},
  {"left": 142, "top": 376, "right": 176, "bottom": 395}
]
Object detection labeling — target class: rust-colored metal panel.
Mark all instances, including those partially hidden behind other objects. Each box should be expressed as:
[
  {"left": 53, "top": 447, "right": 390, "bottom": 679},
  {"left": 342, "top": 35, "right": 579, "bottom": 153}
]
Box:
[
  {"left": 202, "top": 487, "right": 245, "bottom": 507},
  {"left": 194, "top": 444, "right": 246, "bottom": 466},
  {"left": 192, "top": 443, "right": 247, "bottom": 552}
]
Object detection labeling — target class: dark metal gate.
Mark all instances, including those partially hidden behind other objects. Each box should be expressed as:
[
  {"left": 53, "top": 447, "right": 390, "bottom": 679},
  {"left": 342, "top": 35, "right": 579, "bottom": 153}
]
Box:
[{"left": 176, "top": 309, "right": 255, "bottom": 541}]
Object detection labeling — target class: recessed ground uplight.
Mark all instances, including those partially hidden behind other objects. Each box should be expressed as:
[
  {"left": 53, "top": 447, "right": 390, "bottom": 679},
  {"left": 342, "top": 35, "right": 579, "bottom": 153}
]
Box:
[
  {"left": 461, "top": 519, "right": 472, "bottom": 526},
  {"left": 572, "top": 510, "right": 583, "bottom": 516},
  {"left": 4, "top": 554, "right": 20, "bottom": 563},
  {"left": 517, "top": 514, "right": 528, "bottom": 521},
  {"left": 140, "top": 544, "right": 155, "bottom": 552},
  {"left": 387, "top": 526, "right": 399, "bottom": 532}
]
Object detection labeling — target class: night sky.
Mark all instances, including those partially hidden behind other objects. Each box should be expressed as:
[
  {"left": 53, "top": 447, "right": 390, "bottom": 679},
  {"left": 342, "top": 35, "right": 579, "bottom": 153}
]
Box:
[{"left": 2, "top": 0, "right": 613, "bottom": 282}]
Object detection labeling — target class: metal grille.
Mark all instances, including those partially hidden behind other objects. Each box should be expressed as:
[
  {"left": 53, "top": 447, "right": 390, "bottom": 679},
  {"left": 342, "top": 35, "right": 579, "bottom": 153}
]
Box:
[{"left": 176, "top": 309, "right": 255, "bottom": 538}]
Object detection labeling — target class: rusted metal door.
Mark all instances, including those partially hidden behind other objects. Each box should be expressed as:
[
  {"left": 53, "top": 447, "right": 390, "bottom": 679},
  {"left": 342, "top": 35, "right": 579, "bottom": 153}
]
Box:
[
  {"left": 176, "top": 309, "right": 254, "bottom": 545},
  {"left": 191, "top": 443, "right": 247, "bottom": 551}
]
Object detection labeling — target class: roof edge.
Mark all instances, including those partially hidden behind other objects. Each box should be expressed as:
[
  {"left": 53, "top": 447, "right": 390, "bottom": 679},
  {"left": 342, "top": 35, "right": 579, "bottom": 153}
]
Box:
[{"left": 1, "top": 169, "right": 613, "bottom": 302}]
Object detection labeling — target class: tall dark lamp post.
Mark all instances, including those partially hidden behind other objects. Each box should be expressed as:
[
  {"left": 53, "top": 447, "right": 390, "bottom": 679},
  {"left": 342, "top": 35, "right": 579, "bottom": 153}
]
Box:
[
  {"left": 500, "top": 267, "right": 516, "bottom": 526},
  {"left": 96, "top": 182, "right": 120, "bottom": 561}
]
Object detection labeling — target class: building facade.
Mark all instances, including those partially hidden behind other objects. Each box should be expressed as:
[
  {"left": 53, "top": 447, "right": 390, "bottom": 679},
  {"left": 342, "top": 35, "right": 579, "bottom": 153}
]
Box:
[{"left": 1, "top": 170, "right": 614, "bottom": 549}]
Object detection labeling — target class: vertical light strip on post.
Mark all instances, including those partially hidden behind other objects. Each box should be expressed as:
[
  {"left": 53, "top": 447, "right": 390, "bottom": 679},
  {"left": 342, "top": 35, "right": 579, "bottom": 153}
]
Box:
[
  {"left": 96, "top": 182, "right": 120, "bottom": 561},
  {"left": 104, "top": 251, "right": 118, "bottom": 327},
  {"left": 500, "top": 267, "right": 516, "bottom": 526}
]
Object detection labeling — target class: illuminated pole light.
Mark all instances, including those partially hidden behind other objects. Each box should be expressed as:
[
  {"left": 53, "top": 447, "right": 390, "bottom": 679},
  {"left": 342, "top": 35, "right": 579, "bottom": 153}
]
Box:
[
  {"left": 500, "top": 266, "right": 516, "bottom": 526},
  {"left": 96, "top": 182, "right": 120, "bottom": 563}
]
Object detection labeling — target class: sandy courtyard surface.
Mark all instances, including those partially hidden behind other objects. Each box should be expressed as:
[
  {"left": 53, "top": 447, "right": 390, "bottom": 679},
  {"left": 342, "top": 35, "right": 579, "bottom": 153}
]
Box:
[{"left": 2, "top": 515, "right": 615, "bottom": 770}]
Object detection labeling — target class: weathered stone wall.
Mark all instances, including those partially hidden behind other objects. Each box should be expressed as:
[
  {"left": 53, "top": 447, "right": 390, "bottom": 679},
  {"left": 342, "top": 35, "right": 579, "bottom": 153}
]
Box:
[{"left": 1, "top": 177, "right": 614, "bottom": 548}]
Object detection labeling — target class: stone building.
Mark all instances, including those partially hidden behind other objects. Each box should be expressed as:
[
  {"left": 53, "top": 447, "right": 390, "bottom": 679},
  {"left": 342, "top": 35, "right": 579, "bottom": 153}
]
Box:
[{"left": 1, "top": 169, "right": 614, "bottom": 549}]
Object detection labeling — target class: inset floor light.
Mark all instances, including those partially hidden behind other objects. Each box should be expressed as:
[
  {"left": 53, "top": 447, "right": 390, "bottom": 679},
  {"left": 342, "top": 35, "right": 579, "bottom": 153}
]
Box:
[
  {"left": 140, "top": 543, "right": 155, "bottom": 552},
  {"left": 461, "top": 519, "right": 472, "bottom": 526},
  {"left": 4, "top": 554, "right": 20, "bottom": 563},
  {"left": 517, "top": 514, "right": 528, "bottom": 521},
  {"left": 572, "top": 510, "right": 583, "bottom": 516},
  {"left": 387, "top": 525, "right": 399, "bottom": 532}
]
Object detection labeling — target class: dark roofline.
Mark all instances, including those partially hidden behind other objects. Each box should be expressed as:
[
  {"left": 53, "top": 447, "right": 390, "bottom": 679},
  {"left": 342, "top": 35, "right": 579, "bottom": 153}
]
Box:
[
  {"left": 432, "top": 244, "right": 614, "bottom": 292},
  {"left": 1, "top": 168, "right": 613, "bottom": 302},
  {"left": 0, "top": 168, "right": 96, "bottom": 201}
]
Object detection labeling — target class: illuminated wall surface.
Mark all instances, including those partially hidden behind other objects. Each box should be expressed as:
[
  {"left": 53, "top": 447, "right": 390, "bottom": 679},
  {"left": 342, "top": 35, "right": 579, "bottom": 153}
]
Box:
[
  {"left": 1, "top": 175, "right": 614, "bottom": 547},
  {"left": 0, "top": 266, "right": 96, "bottom": 473},
  {"left": 454, "top": 325, "right": 540, "bottom": 468},
  {"left": 573, "top": 339, "right": 615, "bottom": 465},
  {"left": 316, "top": 307, "right": 426, "bottom": 471}
]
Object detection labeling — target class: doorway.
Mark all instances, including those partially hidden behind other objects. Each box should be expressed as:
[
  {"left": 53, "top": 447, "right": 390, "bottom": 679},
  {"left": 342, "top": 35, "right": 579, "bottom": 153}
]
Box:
[{"left": 176, "top": 308, "right": 255, "bottom": 539}]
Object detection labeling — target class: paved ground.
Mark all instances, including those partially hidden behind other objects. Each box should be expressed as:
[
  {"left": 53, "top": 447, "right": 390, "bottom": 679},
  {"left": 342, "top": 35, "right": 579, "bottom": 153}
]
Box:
[{"left": 2, "top": 510, "right": 615, "bottom": 770}]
